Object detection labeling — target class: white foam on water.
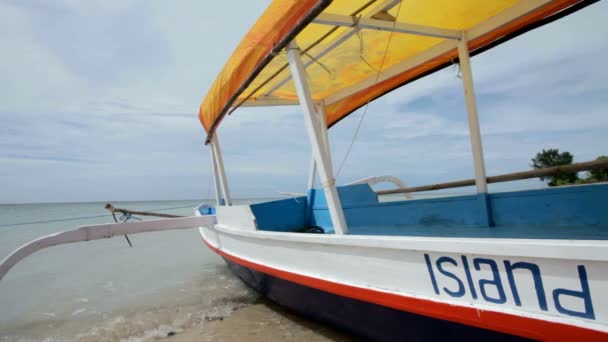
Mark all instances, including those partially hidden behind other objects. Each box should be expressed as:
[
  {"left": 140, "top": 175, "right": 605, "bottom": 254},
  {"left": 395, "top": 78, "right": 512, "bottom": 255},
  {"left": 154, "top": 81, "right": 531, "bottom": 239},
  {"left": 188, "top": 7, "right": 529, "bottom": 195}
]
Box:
[
  {"left": 71, "top": 309, "right": 87, "bottom": 316},
  {"left": 2, "top": 265, "right": 258, "bottom": 341},
  {"left": 0, "top": 201, "right": 258, "bottom": 341}
]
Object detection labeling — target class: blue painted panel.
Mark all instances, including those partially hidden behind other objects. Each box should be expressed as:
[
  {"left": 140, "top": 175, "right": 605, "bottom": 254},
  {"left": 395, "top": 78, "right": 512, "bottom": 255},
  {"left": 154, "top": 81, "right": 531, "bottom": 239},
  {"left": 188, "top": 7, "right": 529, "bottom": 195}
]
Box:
[
  {"left": 255, "top": 183, "right": 607, "bottom": 239},
  {"left": 342, "top": 195, "right": 483, "bottom": 228},
  {"left": 250, "top": 197, "right": 308, "bottom": 232},
  {"left": 489, "top": 184, "right": 608, "bottom": 227},
  {"left": 308, "top": 183, "right": 608, "bottom": 238},
  {"left": 310, "top": 210, "right": 334, "bottom": 233},
  {"left": 198, "top": 204, "right": 216, "bottom": 216},
  {"left": 308, "top": 184, "right": 379, "bottom": 209},
  {"left": 308, "top": 184, "right": 378, "bottom": 232}
]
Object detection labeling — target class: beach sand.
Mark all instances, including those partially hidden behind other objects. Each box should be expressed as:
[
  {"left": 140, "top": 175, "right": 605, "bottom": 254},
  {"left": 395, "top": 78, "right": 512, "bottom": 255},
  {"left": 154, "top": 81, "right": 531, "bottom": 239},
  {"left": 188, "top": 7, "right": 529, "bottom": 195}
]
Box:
[{"left": 163, "top": 301, "right": 356, "bottom": 342}]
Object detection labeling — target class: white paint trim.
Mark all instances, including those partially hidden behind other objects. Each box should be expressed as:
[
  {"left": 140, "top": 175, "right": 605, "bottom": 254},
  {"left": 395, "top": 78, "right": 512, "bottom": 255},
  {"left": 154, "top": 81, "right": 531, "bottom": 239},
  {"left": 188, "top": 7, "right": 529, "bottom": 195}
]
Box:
[
  {"left": 457, "top": 36, "right": 487, "bottom": 193},
  {"left": 313, "top": 13, "right": 461, "bottom": 40},
  {"left": 208, "top": 223, "right": 608, "bottom": 262},
  {"left": 287, "top": 41, "right": 348, "bottom": 235},
  {"left": 211, "top": 135, "right": 232, "bottom": 206},
  {"left": 0, "top": 215, "right": 217, "bottom": 281}
]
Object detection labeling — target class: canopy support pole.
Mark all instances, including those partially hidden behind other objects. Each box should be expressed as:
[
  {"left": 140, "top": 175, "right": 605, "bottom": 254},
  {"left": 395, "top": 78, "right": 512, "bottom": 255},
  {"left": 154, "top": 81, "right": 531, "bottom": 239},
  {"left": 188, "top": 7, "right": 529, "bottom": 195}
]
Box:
[
  {"left": 316, "top": 105, "right": 331, "bottom": 158},
  {"left": 457, "top": 36, "right": 487, "bottom": 194},
  {"left": 307, "top": 158, "right": 317, "bottom": 190},
  {"left": 210, "top": 144, "right": 224, "bottom": 206},
  {"left": 287, "top": 41, "right": 348, "bottom": 235},
  {"left": 307, "top": 105, "right": 330, "bottom": 191},
  {"left": 458, "top": 35, "right": 491, "bottom": 227},
  {"left": 210, "top": 135, "right": 232, "bottom": 206}
]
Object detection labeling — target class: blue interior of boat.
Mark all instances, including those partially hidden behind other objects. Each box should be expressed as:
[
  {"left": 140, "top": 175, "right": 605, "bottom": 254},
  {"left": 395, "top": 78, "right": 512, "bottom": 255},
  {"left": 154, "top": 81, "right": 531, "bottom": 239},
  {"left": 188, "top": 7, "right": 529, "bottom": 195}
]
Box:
[{"left": 244, "top": 183, "right": 608, "bottom": 240}]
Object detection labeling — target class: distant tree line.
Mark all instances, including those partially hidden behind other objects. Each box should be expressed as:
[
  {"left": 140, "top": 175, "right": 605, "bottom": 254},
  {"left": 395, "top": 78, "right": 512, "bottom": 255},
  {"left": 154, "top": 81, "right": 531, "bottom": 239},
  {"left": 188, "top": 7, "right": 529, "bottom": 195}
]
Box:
[{"left": 531, "top": 149, "right": 608, "bottom": 186}]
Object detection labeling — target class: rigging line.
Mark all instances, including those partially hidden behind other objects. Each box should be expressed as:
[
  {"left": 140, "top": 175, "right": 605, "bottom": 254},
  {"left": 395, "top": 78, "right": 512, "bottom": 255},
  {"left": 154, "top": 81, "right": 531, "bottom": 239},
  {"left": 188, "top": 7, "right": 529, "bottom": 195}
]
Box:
[
  {"left": 0, "top": 204, "right": 198, "bottom": 228},
  {"left": 302, "top": 50, "right": 332, "bottom": 76},
  {"left": 0, "top": 214, "right": 116, "bottom": 228},
  {"left": 335, "top": 1, "right": 404, "bottom": 180},
  {"left": 354, "top": 15, "right": 380, "bottom": 73}
]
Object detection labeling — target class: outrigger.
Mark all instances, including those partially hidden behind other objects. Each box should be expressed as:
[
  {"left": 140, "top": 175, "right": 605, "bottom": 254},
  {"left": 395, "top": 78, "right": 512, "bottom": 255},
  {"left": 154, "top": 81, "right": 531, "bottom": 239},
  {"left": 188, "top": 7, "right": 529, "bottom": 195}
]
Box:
[{"left": 1, "top": 0, "right": 607, "bottom": 341}]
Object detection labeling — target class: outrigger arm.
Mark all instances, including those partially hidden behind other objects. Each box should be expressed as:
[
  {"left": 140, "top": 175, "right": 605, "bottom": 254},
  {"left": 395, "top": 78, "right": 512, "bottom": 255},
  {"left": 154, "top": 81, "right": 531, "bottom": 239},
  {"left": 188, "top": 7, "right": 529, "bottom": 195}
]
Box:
[{"left": 0, "top": 215, "right": 216, "bottom": 282}]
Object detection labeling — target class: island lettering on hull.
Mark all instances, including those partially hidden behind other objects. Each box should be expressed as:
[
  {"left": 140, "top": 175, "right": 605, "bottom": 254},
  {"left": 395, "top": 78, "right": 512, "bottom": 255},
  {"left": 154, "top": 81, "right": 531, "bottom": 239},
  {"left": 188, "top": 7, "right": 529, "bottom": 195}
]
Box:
[{"left": 424, "top": 254, "right": 595, "bottom": 320}]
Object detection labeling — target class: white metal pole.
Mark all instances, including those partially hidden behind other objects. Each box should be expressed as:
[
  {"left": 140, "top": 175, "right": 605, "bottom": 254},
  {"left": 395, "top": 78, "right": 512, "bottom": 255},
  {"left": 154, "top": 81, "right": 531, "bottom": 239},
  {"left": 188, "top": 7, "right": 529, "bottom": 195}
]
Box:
[
  {"left": 210, "top": 145, "right": 223, "bottom": 206},
  {"left": 316, "top": 105, "right": 332, "bottom": 160},
  {"left": 286, "top": 41, "right": 348, "bottom": 234},
  {"left": 211, "top": 135, "right": 232, "bottom": 206},
  {"left": 307, "top": 106, "right": 329, "bottom": 191},
  {"left": 307, "top": 158, "right": 317, "bottom": 190},
  {"left": 457, "top": 36, "right": 488, "bottom": 193}
]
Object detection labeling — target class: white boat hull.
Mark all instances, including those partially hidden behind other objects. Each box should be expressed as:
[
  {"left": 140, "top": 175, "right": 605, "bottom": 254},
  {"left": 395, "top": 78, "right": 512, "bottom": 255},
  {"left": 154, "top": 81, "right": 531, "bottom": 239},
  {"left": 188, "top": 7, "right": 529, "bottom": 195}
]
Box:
[{"left": 199, "top": 220, "right": 608, "bottom": 341}]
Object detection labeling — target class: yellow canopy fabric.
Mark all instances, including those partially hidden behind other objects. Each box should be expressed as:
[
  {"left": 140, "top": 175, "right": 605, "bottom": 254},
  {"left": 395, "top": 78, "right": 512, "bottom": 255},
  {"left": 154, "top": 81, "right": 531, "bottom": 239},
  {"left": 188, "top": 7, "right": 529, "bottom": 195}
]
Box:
[{"left": 200, "top": 0, "right": 587, "bottom": 142}]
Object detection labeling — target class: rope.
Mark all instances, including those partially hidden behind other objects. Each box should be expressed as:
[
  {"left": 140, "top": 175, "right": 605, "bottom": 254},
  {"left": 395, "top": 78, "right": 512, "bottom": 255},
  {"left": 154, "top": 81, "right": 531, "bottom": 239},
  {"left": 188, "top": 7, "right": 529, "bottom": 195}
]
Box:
[
  {"left": 335, "top": 2, "right": 404, "bottom": 180},
  {"left": 118, "top": 213, "right": 142, "bottom": 222},
  {"left": 109, "top": 211, "right": 140, "bottom": 247},
  {"left": 302, "top": 50, "right": 332, "bottom": 76},
  {"left": 451, "top": 57, "right": 463, "bottom": 78},
  {"left": 0, "top": 204, "right": 196, "bottom": 228}
]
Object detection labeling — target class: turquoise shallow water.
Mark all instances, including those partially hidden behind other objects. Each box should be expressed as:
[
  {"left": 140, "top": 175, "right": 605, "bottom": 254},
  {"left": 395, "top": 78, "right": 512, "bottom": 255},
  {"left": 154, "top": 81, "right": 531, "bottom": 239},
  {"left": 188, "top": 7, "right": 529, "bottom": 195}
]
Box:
[{"left": 0, "top": 200, "right": 262, "bottom": 341}]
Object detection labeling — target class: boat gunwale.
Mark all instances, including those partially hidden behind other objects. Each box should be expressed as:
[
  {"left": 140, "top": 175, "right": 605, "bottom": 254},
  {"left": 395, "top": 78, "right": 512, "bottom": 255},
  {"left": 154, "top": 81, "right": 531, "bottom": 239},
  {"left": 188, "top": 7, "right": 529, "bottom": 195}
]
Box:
[{"left": 200, "top": 223, "right": 608, "bottom": 262}]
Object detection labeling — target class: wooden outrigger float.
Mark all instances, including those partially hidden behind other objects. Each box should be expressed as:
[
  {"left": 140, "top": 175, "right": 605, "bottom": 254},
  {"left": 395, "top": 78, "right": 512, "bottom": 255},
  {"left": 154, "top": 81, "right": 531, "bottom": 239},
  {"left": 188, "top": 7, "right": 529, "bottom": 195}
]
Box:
[{"left": 1, "top": 0, "right": 607, "bottom": 341}]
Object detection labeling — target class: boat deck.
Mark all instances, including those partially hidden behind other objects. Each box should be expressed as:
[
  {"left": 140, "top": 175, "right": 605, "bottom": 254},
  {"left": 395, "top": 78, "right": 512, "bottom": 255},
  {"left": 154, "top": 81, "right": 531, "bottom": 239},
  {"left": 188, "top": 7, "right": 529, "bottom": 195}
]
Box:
[{"left": 245, "top": 183, "right": 608, "bottom": 241}]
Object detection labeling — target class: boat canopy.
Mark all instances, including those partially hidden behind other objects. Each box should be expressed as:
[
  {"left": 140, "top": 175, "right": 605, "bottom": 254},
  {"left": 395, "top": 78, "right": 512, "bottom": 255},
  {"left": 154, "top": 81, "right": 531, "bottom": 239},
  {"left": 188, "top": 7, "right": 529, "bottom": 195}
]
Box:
[{"left": 199, "top": 0, "right": 587, "bottom": 142}]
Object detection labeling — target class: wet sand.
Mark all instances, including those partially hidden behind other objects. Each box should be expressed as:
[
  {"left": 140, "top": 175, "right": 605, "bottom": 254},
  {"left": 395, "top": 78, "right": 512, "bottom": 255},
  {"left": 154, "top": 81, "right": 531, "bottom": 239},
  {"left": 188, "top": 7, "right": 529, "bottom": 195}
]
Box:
[{"left": 163, "top": 301, "right": 356, "bottom": 342}]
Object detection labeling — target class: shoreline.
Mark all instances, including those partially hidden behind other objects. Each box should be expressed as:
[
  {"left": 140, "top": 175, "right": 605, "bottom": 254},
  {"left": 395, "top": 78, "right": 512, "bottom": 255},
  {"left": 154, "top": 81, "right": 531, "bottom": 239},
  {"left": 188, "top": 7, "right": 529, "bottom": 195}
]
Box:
[{"left": 162, "top": 300, "right": 355, "bottom": 342}]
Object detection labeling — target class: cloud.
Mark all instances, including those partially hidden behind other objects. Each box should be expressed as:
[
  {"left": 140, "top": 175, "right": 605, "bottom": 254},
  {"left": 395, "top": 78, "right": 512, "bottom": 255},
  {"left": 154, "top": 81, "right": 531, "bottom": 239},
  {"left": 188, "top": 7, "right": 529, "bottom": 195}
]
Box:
[{"left": 1, "top": 1, "right": 607, "bottom": 202}]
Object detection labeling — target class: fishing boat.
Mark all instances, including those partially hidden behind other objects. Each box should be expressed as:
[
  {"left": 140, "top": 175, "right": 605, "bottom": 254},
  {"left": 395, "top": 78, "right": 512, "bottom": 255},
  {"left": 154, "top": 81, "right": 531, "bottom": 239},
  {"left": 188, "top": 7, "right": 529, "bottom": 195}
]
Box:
[{"left": 1, "top": 0, "right": 607, "bottom": 341}]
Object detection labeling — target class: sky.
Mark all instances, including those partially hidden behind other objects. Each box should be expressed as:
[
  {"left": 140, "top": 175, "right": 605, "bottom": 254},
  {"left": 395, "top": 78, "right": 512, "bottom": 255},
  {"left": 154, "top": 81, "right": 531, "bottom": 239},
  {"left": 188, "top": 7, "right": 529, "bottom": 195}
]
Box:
[{"left": 1, "top": 1, "right": 607, "bottom": 203}]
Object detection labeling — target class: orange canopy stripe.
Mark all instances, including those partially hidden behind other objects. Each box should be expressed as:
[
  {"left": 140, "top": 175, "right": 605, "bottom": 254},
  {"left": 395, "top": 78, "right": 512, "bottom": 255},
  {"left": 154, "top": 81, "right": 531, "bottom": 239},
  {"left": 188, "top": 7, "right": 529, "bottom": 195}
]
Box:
[
  {"left": 324, "top": 0, "right": 582, "bottom": 128},
  {"left": 199, "top": 0, "right": 591, "bottom": 140},
  {"left": 198, "top": 0, "right": 329, "bottom": 138}
]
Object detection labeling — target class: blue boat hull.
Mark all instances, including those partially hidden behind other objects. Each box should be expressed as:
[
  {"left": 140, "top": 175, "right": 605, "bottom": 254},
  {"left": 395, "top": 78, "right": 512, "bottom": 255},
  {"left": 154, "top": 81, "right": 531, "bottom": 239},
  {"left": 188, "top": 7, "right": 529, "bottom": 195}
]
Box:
[{"left": 223, "top": 257, "right": 530, "bottom": 341}]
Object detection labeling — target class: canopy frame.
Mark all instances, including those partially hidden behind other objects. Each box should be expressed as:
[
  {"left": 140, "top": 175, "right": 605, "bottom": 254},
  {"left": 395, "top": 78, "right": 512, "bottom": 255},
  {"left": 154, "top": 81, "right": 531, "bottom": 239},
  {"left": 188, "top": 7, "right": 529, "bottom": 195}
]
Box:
[
  {"left": 203, "top": 0, "right": 333, "bottom": 144},
  {"left": 312, "top": 13, "right": 462, "bottom": 40},
  {"left": 245, "top": 0, "right": 402, "bottom": 102},
  {"left": 287, "top": 40, "right": 348, "bottom": 235},
  {"left": 235, "top": 0, "right": 581, "bottom": 113}
]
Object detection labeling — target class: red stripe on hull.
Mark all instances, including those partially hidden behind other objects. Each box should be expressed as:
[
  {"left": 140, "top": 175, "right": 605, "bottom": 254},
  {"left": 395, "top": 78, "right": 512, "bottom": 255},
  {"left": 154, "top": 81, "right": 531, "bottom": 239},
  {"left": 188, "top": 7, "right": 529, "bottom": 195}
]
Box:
[{"left": 201, "top": 237, "right": 606, "bottom": 342}]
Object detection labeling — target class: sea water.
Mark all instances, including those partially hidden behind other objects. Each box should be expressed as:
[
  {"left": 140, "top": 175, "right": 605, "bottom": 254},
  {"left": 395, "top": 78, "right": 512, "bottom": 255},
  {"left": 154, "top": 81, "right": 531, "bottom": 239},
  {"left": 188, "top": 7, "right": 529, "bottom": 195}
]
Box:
[{"left": 0, "top": 200, "right": 274, "bottom": 341}]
